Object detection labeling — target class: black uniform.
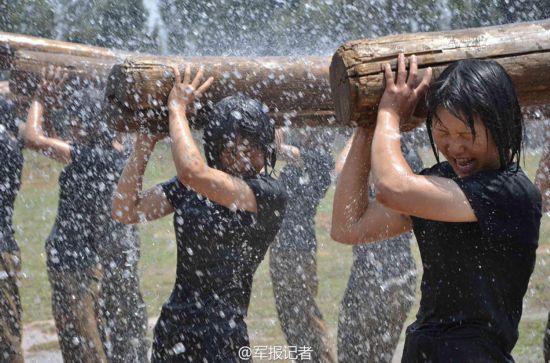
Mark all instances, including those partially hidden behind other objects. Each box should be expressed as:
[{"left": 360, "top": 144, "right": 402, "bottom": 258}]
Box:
[
  {"left": 269, "top": 143, "right": 336, "bottom": 362},
  {"left": 0, "top": 126, "right": 24, "bottom": 363},
  {"left": 403, "top": 161, "right": 541, "bottom": 363},
  {"left": 152, "top": 174, "right": 287, "bottom": 362},
  {"left": 47, "top": 143, "right": 148, "bottom": 363}
]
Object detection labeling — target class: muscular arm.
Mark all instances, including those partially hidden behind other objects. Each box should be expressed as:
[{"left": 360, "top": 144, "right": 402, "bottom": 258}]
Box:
[
  {"left": 334, "top": 134, "right": 353, "bottom": 178},
  {"left": 330, "top": 127, "right": 412, "bottom": 245},
  {"left": 368, "top": 54, "right": 475, "bottom": 223},
  {"left": 112, "top": 134, "right": 174, "bottom": 224},
  {"left": 23, "top": 98, "right": 72, "bottom": 164},
  {"left": 169, "top": 104, "right": 259, "bottom": 213},
  {"left": 167, "top": 66, "right": 259, "bottom": 213}
]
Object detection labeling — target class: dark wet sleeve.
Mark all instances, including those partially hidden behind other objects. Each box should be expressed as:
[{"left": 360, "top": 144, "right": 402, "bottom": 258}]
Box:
[
  {"left": 161, "top": 177, "right": 191, "bottom": 208},
  {"left": 453, "top": 171, "right": 541, "bottom": 241},
  {"left": 300, "top": 148, "right": 334, "bottom": 200},
  {"left": 245, "top": 175, "right": 288, "bottom": 227},
  {"left": 70, "top": 143, "right": 88, "bottom": 164}
]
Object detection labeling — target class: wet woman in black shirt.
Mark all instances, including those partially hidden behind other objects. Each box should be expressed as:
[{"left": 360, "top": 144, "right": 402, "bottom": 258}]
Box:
[
  {"left": 332, "top": 54, "right": 541, "bottom": 362},
  {"left": 22, "top": 68, "right": 148, "bottom": 362},
  {"left": 112, "top": 66, "right": 287, "bottom": 362}
]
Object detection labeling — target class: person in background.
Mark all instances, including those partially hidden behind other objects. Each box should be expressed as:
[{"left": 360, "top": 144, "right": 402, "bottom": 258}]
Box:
[
  {"left": 0, "top": 96, "right": 24, "bottom": 363},
  {"left": 269, "top": 127, "right": 336, "bottom": 363},
  {"left": 534, "top": 116, "right": 550, "bottom": 363},
  {"left": 335, "top": 131, "right": 422, "bottom": 363},
  {"left": 22, "top": 67, "right": 148, "bottom": 362}
]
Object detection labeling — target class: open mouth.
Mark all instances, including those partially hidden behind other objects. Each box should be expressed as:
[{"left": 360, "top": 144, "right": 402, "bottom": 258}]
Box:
[{"left": 453, "top": 158, "right": 476, "bottom": 175}]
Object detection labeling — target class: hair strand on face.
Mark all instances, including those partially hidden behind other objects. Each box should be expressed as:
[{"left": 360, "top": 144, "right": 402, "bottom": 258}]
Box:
[{"left": 425, "top": 59, "right": 524, "bottom": 171}]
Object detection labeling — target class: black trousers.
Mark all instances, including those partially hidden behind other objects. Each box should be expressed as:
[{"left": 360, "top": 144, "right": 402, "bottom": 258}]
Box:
[{"left": 402, "top": 331, "right": 514, "bottom": 363}]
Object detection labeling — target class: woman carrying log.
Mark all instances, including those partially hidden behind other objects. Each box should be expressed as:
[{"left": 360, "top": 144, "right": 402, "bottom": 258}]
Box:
[
  {"left": 22, "top": 67, "right": 149, "bottom": 362},
  {"left": 331, "top": 54, "right": 541, "bottom": 362},
  {"left": 112, "top": 66, "right": 287, "bottom": 362}
]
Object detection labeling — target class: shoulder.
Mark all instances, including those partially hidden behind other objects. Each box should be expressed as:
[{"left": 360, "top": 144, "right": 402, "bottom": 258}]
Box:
[
  {"left": 418, "top": 161, "right": 453, "bottom": 177},
  {"left": 245, "top": 174, "right": 288, "bottom": 220},
  {"left": 161, "top": 176, "right": 194, "bottom": 208},
  {"left": 462, "top": 165, "right": 540, "bottom": 205},
  {"left": 457, "top": 165, "right": 541, "bottom": 242},
  {"left": 246, "top": 174, "right": 288, "bottom": 203}
]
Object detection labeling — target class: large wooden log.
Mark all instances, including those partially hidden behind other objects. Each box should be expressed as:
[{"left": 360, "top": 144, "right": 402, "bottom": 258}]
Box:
[
  {"left": 8, "top": 50, "right": 115, "bottom": 97},
  {"left": 104, "top": 55, "right": 334, "bottom": 131},
  {"left": 0, "top": 31, "right": 129, "bottom": 70},
  {"left": 330, "top": 19, "right": 550, "bottom": 128}
]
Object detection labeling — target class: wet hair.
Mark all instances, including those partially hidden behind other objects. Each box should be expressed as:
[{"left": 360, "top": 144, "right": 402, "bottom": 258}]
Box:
[
  {"left": 0, "top": 96, "right": 18, "bottom": 135},
  {"left": 64, "top": 85, "right": 114, "bottom": 146},
  {"left": 425, "top": 59, "right": 523, "bottom": 171},
  {"left": 201, "top": 95, "right": 276, "bottom": 175}
]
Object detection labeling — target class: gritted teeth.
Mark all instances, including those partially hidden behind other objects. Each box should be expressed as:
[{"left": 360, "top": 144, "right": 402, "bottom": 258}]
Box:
[{"left": 455, "top": 158, "right": 474, "bottom": 166}]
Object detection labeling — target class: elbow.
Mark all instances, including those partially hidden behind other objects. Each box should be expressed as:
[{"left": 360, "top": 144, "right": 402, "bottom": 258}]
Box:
[
  {"left": 111, "top": 198, "right": 138, "bottom": 225},
  {"left": 330, "top": 224, "right": 361, "bottom": 245},
  {"left": 22, "top": 133, "right": 41, "bottom": 150},
  {"left": 111, "top": 208, "right": 138, "bottom": 225},
  {"left": 374, "top": 179, "right": 403, "bottom": 209},
  {"left": 176, "top": 161, "right": 208, "bottom": 187}
]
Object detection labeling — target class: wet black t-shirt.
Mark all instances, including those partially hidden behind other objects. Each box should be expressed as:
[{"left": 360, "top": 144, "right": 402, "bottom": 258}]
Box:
[
  {"left": 46, "top": 143, "right": 130, "bottom": 271},
  {"left": 274, "top": 146, "right": 334, "bottom": 251},
  {"left": 0, "top": 127, "right": 23, "bottom": 252},
  {"left": 409, "top": 162, "right": 541, "bottom": 356},
  {"left": 155, "top": 175, "right": 286, "bottom": 359}
]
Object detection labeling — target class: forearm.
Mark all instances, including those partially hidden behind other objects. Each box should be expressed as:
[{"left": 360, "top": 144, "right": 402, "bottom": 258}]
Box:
[
  {"left": 371, "top": 110, "right": 414, "bottom": 193},
  {"left": 278, "top": 144, "right": 301, "bottom": 164},
  {"left": 331, "top": 127, "right": 373, "bottom": 239},
  {"left": 23, "top": 99, "right": 45, "bottom": 147},
  {"left": 168, "top": 105, "right": 208, "bottom": 183},
  {"left": 112, "top": 140, "right": 154, "bottom": 223},
  {"left": 24, "top": 98, "right": 71, "bottom": 163}
]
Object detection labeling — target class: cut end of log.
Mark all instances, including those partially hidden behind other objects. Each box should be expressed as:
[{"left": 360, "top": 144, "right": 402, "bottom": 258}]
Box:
[{"left": 329, "top": 49, "right": 354, "bottom": 126}]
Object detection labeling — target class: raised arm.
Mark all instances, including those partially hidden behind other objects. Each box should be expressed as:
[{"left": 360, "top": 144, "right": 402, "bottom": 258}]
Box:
[
  {"left": 334, "top": 134, "right": 353, "bottom": 178},
  {"left": 330, "top": 126, "right": 413, "bottom": 245},
  {"left": 167, "top": 65, "right": 259, "bottom": 213},
  {"left": 112, "top": 133, "right": 174, "bottom": 224},
  {"left": 371, "top": 54, "right": 476, "bottom": 222},
  {"left": 275, "top": 128, "right": 301, "bottom": 165},
  {"left": 23, "top": 67, "right": 71, "bottom": 164}
]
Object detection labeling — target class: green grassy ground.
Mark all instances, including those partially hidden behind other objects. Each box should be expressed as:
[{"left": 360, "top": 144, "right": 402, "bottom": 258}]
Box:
[{"left": 13, "top": 143, "right": 549, "bottom": 362}]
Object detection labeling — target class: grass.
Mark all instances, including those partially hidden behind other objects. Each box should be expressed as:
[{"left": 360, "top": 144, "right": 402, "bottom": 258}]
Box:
[{"left": 13, "top": 143, "right": 550, "bottom": 362}]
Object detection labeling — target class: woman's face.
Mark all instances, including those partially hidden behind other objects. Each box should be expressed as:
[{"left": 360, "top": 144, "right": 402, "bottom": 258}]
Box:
[
  {"left": 432, "top": 107, "right": 500, "bottom": 178},
  {"left": 220, "top": 135, "right": 265, "bottom": 177}
]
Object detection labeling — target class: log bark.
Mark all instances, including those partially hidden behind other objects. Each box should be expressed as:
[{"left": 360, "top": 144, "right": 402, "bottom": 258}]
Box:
[
  {"left": 330, "top": 19, "right": 550, "bottom": 128},
  {"left": 9, "top": 50, "right": 115, "bottom": 97},
  {"left": 104, "top": 55, "right": 334, "bottom": 131},
  {"left": 0, "top": 31, "right": 129, "bottom": 70}
]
